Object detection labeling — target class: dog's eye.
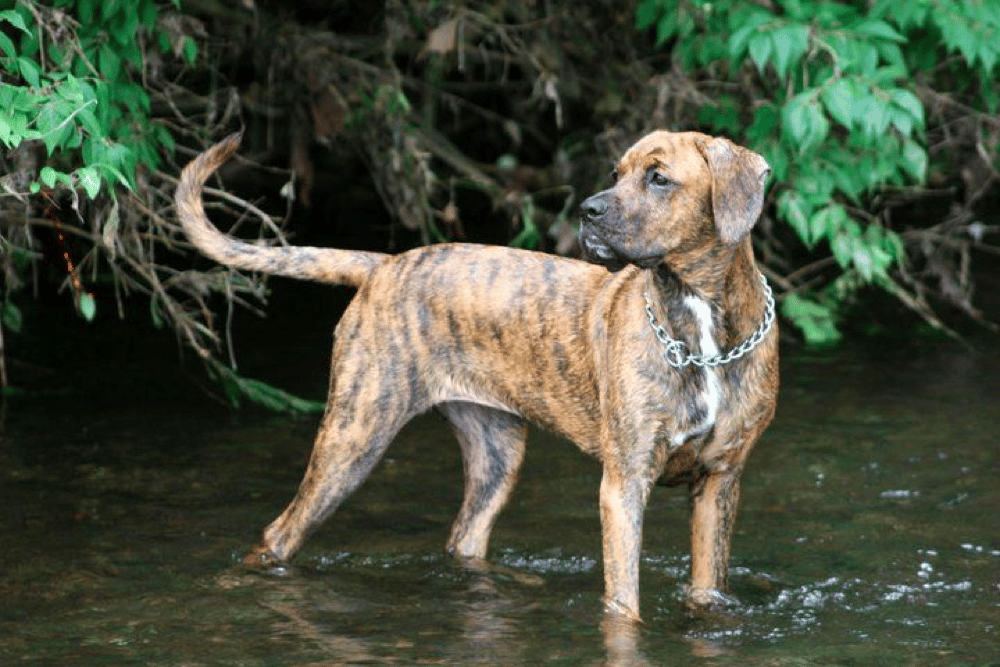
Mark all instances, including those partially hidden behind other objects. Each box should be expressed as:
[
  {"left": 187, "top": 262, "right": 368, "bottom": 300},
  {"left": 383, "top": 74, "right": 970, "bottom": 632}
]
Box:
[
  {"left": 610, "top": 169, "right": 619, "bottom": 184},
  {"left": 647, "top": 170, "right": 674, "bottom": 189}
]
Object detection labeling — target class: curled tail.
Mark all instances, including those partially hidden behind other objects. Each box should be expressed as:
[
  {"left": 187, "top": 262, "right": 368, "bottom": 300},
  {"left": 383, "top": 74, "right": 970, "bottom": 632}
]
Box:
[{"left": 174, "top": 132, "right": 388, "bottom": 286}]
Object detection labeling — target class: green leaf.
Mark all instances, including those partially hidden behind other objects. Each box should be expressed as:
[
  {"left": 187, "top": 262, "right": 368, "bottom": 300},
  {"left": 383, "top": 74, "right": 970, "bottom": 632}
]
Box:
[
  {"left": 38, "top": 103, "right": 76, "bottom": 154},
  {"left": 39, "top": 166, "right": 58, "bottom": 188},
  {"left": 853, "top": 19, "right": 905, "bottom": 43},
  {"left": 871, "top": 64, "right": 908, "bottom": 85},
  {"left": 821, "top": 78, "right": 856, "bottom": 128},
  {"left": 140, "top": 0, "right": 159, "bottom": 29},
  {"left": 655, "top": 12, "right": 677, "bottom": 47},
  {"left": 727, "top": 9, "right": 772, "bottom": 60},
  {"left": 852, "top": 91, "right": 889, "bottom": 138},
  {"left": 778, "top": 190, "right": 813, "bottom": 246},
  {"left": 858, "top": 42, "right": 879, "bottom": 76},
  {"left": 900, "top": 138, "right": 927, "bottom": 181},
  {"left": 1, "top": 300, "right": 23, "bottom": 333},
  {"left": 830, "top": 220, "right": 864, "bottom": 270},
  {"left": 782, "top": 92, "right": 828, "bottom": 153},
  {"left": 747, "top": 102, "right": 779, "bottom": 143},
  {"left": 153, "top": 124, "right": 175, "bottom": 152},
  {"left": 770, "top": 24, "right": 810, "bottom": 78},
  {"left": 112, "top": 82, "right": 151, "bottom": 115},
  {"left": 182, "top": 37, "right": 198, "bottom": 65},
  {"left": 0, "top": 9, "right": 32, "bottom": 35},
  {"left": 809, "top": 203, "right": 848, "bottom": 246},
  {"left": 17, "top": 56, "right": 41, "bottom": 87},
  {"left": 0, "top": 117, "right": 12, "bottom": 147},
  {"left": 111, "top": 9, "right": 141, "bottom": 51},
  {"left": 872, "top": 0, "right": 928, "bottom": 29},
  {"left": 977, "top": 38, "right": 998, "bottom": 72},
  {"left": 783, "top": 94, "right": 811, "bottom": 146},
  {"left": 699, "top": 93, "right": 740, "bottom": 134},
  {"left": 78, "top": 292, "right": 97, "bottom": 322},
  {"left": 78, "top": 0, "right": 95, "bottom": 24},
  {"left": 826, "top": 160, "right": 864, "bottom": 202},
  {"left": 876, "top": 41, "right": 905, "bottom": 69},
  {"left": 635, "top": 0, "right": 661, "bottom": 31},
  {"left": 210, "top": 361, "right": 325, "bottom": 413},
  {"left": 0, "top": 32, "right": 16, "bottom": 59},
  {"left": 11, "top": 87, "right": 36, "bottom": 112},
  {"left": 100, "top": 163, "right": 134, "bottom": 190},
  {"left": 98, "top": 43, "right": 122, "bottom": 81},
  {"left": 76, "top": 107, "right": 104, "bottom": 138},
  {"left": 748, "top": 32, "right": 773, "bottom": 73},
  {"left": 781, "top": 293, "right": 842, "bottom": 345},
  {"left": 938, "top": 17, "right": 977, "bottom": 65},
  {"left": 888, "top": 88, "right": 924, "bottom": 128},
  {"left": 805, "top": 103, "right": 830, "bottom": 150},
  {"left": 149, "top": 296, "right": 164, "bottom": 329},
  {"left": 888, "top": 106, "right": 912, "bottom": 136},
  {"left": 77, "top": 165, "right": 102, "bottom": 199}
]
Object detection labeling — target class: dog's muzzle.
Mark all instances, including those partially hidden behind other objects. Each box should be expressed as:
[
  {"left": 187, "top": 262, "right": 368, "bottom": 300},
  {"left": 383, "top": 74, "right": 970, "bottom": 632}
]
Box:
[
  {"left": 579, "top": 194, "right": 661, "bottom": 271},
  {"left": 579, "top": 193, "right": 627, "bottom": 270}
]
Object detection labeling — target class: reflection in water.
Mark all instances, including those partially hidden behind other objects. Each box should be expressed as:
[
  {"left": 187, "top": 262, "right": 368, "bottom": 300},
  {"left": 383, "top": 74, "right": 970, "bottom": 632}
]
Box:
[
  {"left": 225, "top": 558, "right": 662, "bottom": 667},
  {"left": 601, "top": 613, "right": 651, "bottom": 667}
]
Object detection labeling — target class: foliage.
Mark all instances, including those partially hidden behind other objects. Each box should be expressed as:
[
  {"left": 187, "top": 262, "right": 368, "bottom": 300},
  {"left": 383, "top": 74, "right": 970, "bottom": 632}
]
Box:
[
  {"left": 0, "top": 0, "right": 320, "bottom": 411},
  {"left": 208, "top": 358, "right": 325, "bottom": 412},
  {"left": 0, "top": 0, "right": 185, "bottom": 321},
  {"left": 3, "top": 0, "right": 999, "bottom": 411},
  {"left": 0, "top": 1, "right": 179, "bottom": 186},
  {"left": 635, "top": 0, "right": 1000, "bottom": 343}
]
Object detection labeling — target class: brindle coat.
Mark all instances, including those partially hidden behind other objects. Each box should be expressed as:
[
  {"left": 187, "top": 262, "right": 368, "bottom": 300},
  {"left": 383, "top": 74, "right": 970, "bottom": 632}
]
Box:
[{"left": 174, "top": 130, "right": 778, "bottom": 620}]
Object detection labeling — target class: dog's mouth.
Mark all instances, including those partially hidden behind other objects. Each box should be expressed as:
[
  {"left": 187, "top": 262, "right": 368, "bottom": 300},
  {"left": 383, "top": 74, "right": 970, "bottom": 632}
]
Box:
[
  {"left": 580, "top": 232, "right": 662, "bottom": 271},
  {"left": 580, "top": 233, "right": 627, "bottom": 272}
]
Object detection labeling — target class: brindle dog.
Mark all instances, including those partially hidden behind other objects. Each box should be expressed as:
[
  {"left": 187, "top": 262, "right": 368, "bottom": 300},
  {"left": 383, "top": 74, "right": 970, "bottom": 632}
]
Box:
[{"left": 174, "top": 130, "right": 778, "bottom": 620}]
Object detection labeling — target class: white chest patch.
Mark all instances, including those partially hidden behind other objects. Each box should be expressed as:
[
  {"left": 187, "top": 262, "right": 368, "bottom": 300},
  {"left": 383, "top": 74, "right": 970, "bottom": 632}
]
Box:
[{"left": 670, "top": 295, "right": 722, "bottom": 449}]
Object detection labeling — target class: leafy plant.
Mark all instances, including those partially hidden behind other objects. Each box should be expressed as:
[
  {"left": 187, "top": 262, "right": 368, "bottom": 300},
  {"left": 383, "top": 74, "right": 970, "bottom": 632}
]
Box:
[
  {"left": 0, "top": 0, "right": 322, "bottom": 411},
  {"left": 636, "top": 0, "right": 999, "bottom": 343},
  {"left": 0, "top": 0, "right": 185, "bottom": 321},
  {"left": 0, "top": 0, "right": 185, "bottom": 197}
]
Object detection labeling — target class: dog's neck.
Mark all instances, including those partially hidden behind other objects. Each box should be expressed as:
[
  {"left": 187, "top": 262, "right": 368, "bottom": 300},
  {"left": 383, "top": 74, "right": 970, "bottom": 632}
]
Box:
[{"left": 647, "top": 239, "right": 764, "bottom": 351}]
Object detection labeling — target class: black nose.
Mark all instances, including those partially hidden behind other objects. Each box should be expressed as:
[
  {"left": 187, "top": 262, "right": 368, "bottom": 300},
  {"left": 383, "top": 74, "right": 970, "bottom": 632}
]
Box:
[{"left": 580, "top": 194, "right": 608, "bottom": 221}]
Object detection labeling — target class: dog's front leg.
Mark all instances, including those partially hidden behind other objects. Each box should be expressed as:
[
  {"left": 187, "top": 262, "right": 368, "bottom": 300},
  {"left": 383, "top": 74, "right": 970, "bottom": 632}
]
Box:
[
  {"left": 687, "top": 467, "right": 743, "bottom": 609},
  {"left": 599, "top": 465, "right": 653, "bottom": 621}
]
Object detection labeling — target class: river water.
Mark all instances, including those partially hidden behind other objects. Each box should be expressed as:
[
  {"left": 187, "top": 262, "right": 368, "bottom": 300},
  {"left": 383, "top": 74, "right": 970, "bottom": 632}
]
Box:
[{"left": 1, "top": 288, "right": 997, "bottom": 666}]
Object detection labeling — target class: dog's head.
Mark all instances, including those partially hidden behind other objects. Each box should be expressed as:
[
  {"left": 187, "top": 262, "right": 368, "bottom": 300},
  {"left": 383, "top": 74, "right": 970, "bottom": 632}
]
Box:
[{"left": 578, "top": 131, "right": 770, "bottom": 271}]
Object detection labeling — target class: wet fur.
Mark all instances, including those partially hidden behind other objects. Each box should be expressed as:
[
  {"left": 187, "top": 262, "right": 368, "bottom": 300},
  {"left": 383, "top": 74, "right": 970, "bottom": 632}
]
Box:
[{"left": 174, "top": 130, "right": 778, "bottom": 620}]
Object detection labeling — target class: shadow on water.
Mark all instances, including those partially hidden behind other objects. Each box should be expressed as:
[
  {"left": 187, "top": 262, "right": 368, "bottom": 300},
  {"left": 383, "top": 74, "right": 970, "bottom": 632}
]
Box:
[{"left": 1, "top": 288, "right": 998, "bottom": 666}]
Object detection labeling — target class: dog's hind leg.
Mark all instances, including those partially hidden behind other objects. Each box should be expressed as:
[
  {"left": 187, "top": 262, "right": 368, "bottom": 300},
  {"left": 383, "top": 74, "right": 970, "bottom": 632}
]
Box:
[
  {"left": 244, "top": 351, "right": 422, "bottom": 567},
  {"left": 439, "top": 402, "right": 528, "bottom": 559}
]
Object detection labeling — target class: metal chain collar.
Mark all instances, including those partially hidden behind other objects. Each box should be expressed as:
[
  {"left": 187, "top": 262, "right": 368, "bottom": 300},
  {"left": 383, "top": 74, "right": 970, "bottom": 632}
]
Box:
[{"left": 643, "top": 272, "right": 775, "bottom": 369}]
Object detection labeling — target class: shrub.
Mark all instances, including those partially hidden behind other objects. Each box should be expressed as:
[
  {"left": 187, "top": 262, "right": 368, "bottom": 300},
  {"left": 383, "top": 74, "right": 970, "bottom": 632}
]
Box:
[{"left": 636, "top": 0, "right": 999, "bottom": 343}]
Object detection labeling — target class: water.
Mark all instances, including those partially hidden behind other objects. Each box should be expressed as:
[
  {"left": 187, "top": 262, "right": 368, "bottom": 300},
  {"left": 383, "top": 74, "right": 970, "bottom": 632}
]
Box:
[{"left": 1, "top": 296, "right": 998, "bottom": 666}]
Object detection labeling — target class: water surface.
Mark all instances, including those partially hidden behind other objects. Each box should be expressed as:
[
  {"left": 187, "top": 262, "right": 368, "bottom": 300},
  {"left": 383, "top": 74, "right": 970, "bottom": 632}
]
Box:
[{"left": 1, "top": 299, "right": 997, "bottom": 666}]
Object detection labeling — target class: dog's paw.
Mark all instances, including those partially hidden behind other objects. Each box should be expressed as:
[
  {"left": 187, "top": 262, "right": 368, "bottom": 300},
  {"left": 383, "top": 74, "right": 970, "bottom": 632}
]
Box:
[
  {"left": 602, "top": 596, "right": 642, "bottom": 623},
  {"left": 242, "top": 546, "right": 297, "bottom": 577},
  {"left": 242, "top": 544, "right": 282, "bottom": 568},
  {"left": 684, "top": 586, "right": 740, "bottom": 614}
]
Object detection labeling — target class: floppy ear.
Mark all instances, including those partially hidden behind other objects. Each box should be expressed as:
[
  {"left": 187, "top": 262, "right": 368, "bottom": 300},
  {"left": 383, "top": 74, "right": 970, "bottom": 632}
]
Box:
[{"left": 697, "top": 137, "right": 771, "bottom": 245}]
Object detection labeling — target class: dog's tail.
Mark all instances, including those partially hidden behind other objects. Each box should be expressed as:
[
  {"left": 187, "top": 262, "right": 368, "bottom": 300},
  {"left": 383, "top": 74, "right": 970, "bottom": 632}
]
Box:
[{"left": 174, "top": 132, "right": 389, "bottom": 286}]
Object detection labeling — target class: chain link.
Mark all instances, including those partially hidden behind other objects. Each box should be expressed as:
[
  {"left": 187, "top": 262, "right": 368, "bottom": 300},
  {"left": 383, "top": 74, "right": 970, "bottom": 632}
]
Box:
[{"left": 644, "top": 272, "right": 775, "bottom": 369}]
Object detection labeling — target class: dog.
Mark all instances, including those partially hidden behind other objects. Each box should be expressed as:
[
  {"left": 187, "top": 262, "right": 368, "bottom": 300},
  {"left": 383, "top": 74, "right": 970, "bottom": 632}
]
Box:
[{"left": 174, "top": 130, "right": 778, "bottom": 620}]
